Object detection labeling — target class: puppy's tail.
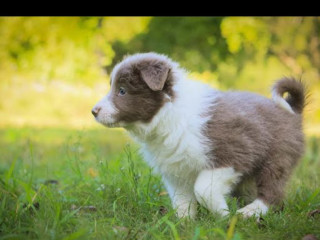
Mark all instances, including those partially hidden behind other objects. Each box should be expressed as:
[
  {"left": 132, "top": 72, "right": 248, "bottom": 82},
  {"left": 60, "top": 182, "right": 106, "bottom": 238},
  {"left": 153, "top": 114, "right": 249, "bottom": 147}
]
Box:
[{"left": 272, "top": 77, "right": 306, "bottom": 114}]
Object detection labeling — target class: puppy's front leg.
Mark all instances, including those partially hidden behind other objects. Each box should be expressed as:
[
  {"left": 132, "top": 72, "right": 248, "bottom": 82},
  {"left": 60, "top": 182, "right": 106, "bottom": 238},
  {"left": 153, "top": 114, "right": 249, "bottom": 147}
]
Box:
[
  {"left": 194, "top": 168, "right": 241, "bottom": 216},
  {"left": 162, "top": 176, "right": 197, "bottom": 219}
]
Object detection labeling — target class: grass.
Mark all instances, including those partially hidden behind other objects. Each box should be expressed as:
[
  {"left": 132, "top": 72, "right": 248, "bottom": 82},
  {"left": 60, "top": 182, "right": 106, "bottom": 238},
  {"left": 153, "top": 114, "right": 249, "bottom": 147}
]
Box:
[{"left": 0, "top": 127, "right": 320, "bottom": 240}]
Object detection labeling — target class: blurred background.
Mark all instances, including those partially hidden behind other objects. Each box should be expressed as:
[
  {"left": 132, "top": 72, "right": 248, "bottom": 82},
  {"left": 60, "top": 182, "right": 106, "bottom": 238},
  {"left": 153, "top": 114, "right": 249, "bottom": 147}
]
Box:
[{"left": 1, "top": 17, "right": 319, "bottom": 135}]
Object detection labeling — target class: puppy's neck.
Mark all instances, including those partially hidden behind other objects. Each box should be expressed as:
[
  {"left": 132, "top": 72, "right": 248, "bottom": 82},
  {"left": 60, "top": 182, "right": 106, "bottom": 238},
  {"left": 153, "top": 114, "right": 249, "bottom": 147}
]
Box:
[
  {"left": 125, "top": 78, "right": 218, "bottom": 145},
  {"left": 125, "top": 101, "right": 174, "bottom": 143}
]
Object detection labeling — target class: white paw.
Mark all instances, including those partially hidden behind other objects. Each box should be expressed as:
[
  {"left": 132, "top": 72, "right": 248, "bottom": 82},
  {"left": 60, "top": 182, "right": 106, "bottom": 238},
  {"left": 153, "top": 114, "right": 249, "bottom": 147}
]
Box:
[
  {"left": 217, "top": 208, "right": 230, "bottom": 217},
  {"left": 237, "top": 199, "right": 268, "bottom": 218},
  {"left": 175, "top": 203, "right": 197, "bottom": 219}
]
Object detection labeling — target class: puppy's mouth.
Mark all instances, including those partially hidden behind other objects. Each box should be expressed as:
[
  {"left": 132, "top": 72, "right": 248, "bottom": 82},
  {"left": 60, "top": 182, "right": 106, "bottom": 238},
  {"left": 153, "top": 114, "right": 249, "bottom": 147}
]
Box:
[
  {"left": 99, "top": 120, "right": 124, "bottom": 128},
  {"left": 104, "top": 122, "right": 120, "bottom": 128},
  {"left": 93, "top": 114, "right": 121, "bottom": 128}
]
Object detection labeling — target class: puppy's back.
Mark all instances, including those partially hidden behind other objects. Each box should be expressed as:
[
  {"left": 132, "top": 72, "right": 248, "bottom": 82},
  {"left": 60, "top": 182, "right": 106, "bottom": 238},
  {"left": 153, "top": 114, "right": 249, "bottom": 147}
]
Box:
[{"left": 204, "top": 78, "right": 305, "bottom": 175}]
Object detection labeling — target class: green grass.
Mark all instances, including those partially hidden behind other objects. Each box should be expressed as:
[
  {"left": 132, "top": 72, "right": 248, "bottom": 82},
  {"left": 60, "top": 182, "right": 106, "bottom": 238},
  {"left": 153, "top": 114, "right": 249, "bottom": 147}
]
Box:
[{"left": 0, "top": 127, "right": 320, "bottom": 240}]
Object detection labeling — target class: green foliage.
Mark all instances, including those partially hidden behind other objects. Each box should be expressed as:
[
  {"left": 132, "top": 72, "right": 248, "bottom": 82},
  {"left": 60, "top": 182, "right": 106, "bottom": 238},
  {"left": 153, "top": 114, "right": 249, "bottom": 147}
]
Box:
[
  {"left": 0, "top": 17, "right": 319, "bottom": 133},
  {"left": 1, "top": 17, "right": 101, "bottom": 85},
  {"left": 110, "top": 17, "right": 228, "bottom": 73},
  {"left": 110, "top": 17, "right": 320, "bottom": 89},
  {"left": 221, "top": 17, "right": 270, "bottom": 56},
  {"left": 0, "top": 17, "right": 150, "bottom": 86},
  {"left": 0, "top": 128, "right": 320, "bottom": 239}
]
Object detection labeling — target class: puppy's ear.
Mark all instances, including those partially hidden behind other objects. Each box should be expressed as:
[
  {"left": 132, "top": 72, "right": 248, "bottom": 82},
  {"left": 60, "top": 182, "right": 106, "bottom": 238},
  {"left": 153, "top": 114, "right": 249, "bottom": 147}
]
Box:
[{"left": 138, "top": 62, "right": 170, "bottom": 91}]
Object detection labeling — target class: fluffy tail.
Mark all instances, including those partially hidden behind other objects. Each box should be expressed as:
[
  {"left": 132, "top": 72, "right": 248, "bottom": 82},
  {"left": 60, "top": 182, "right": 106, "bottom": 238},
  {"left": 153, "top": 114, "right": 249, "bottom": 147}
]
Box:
[{"left": 272, "top": 78, "right": 306, "bottom": 114}]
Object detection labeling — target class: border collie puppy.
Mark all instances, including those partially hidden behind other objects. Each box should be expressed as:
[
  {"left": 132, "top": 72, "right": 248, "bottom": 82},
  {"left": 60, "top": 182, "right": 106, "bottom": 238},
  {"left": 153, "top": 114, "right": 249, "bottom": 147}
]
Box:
[{"left": 92, "top": 52, "right": 305, "bottom": 218}]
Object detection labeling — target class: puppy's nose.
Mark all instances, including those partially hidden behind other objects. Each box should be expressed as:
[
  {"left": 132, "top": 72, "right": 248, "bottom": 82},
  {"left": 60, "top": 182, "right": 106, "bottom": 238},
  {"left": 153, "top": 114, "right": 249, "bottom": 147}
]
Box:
[{"left": 91, "top": 106, "right": 101, "bottom": 117}]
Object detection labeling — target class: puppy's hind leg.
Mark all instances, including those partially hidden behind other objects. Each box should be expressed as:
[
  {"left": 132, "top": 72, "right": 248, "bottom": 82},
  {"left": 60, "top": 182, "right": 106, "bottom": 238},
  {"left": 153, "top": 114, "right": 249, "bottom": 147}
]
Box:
[
  {"left": 237, "top": 158, "right": 291, "bottom": 218},
  {"left": 194, "top": 168, "right": 242, "bottom": 216}
]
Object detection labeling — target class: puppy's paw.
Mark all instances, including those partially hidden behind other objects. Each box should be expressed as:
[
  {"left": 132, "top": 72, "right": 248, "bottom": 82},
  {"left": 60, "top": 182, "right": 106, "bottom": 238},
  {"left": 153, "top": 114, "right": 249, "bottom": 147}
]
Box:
[
  {"left": 175, "top": 206, "right": 197, "bottom": 220},
  {"left": 237, "top": 199, "right": 268, "bottom": 218}
]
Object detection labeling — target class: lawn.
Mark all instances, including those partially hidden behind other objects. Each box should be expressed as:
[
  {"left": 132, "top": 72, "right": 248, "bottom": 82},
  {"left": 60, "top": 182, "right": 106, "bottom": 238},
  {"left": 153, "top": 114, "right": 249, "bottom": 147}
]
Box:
[{"left": 0, "top": 127, "right": 319, "bottom": 240}]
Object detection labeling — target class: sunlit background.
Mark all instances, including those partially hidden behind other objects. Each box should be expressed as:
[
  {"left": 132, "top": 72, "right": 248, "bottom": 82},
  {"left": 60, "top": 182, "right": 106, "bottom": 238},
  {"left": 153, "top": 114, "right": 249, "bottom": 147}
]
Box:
[{"left": 1, "top": 17, "right": 319, "bottom": 135}]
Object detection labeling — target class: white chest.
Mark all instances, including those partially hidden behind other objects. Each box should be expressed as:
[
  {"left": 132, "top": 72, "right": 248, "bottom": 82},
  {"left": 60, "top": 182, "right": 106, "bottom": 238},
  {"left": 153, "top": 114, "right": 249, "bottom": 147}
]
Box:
[
  {"left": 129, "top": 79, "right": 218, "bottom": 181},
  {"left": 139, "top": 125, "right": 210, "bottom": 180}
]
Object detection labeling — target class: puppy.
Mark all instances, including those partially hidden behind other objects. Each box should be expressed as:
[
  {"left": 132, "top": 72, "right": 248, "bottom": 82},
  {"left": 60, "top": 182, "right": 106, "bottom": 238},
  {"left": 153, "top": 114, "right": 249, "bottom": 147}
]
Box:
[{"left": 92, "top": 52, "right": 305, "bottom": 218}]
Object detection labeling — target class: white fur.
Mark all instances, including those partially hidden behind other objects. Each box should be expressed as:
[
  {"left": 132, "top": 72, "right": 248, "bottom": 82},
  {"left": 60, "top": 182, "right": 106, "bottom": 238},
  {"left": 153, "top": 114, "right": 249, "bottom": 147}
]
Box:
[
  {"left": 162, "top": 177, "right": 197, "bottom": 219},
  {"left": 237, "top": 199, "right": 269, "bottom": 217},
  {"left": 93, "top": 71, "right": 123, "bottom": 127},
  {"left": 194, "top": 168, "right": 242, "bottom": 216},
  {"left": 129, "top": 77, "right": 219, "bottom": 179},
  {"left": 272, "top": 89, "right": 294, "bottom": 114},
  {"left": 93, "top": 94, "right": 119, "bottom": 127}
]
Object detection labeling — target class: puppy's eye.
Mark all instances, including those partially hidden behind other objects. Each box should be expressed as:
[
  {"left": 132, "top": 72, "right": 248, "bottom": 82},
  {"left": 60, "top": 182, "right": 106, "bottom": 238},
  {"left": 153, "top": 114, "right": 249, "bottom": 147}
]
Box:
[{"left": 119, "top": 87, "right": 126, "bottom": 96}]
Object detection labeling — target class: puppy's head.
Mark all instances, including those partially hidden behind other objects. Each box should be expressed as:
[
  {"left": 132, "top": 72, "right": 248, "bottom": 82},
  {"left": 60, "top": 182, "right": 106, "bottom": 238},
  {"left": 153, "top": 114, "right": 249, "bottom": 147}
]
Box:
[{"left": 92, "top": 53, "right": 176, "bottom": 128}]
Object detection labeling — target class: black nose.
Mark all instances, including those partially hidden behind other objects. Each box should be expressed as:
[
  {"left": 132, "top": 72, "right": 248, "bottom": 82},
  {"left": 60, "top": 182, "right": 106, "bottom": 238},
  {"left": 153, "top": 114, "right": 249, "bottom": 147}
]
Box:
[{"left": 91, "top": 107, "right": 101, "bottom": 117}]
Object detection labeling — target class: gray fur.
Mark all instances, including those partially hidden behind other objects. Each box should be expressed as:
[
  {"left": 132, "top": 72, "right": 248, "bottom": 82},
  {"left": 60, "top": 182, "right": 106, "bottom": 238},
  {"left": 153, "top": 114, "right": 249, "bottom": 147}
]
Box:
[{"left": 205, "top": 80, "right": 305, "bottom": 205}]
